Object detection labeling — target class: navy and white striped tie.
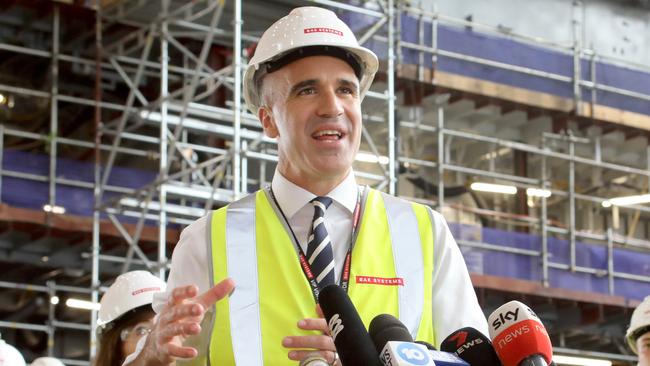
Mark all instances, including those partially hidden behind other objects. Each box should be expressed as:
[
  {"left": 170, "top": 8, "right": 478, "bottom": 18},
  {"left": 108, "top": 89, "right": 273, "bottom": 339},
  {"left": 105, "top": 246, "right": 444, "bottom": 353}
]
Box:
[{"left": 306, "top": 196, "right": 336, "bottom": 289}]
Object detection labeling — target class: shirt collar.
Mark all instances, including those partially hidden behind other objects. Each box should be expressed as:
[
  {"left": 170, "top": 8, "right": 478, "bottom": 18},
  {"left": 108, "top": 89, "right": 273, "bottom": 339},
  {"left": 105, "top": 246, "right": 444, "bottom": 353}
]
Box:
[{"left": 271, "top": 169, "right": 358, "bottom": 219}]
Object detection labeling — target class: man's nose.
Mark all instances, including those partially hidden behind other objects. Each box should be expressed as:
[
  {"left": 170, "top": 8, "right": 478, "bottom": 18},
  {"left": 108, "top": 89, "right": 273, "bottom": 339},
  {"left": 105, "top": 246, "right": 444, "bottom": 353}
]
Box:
[{"left": 316, "top": 89, "right": 344, "bottom": 118}]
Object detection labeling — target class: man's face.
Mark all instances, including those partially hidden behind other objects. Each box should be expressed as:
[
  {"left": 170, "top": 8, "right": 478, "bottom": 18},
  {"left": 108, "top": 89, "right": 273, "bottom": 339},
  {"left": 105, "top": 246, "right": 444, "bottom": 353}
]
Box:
[
  {"left": 258, "top": 55, "right": 362, "bottom": 188},
  {"left": 638, "top": 332, "right": 650, "bottom": 365}
]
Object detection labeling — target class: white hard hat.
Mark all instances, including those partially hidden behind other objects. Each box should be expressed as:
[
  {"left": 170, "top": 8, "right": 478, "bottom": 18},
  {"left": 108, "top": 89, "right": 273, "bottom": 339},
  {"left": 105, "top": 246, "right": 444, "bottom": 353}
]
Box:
[
  {"left": 0, "top": 340, "right": 26, "bottom": 366},
  {"left": 30, "top": 357, "right": 66, "bottom": 366},
  {"left": 627, "top": 295, "right": 650, "bottom": 354},
  {"left": 243, "top": 6, "right": 379, "bottom": 116},
  {"left": 97, "top": 271, "right": 166, "bottom": 333}
]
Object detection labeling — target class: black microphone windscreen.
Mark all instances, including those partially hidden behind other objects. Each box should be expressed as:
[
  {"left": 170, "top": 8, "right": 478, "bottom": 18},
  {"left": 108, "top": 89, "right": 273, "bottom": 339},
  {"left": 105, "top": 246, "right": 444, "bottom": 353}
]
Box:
[
  {"left": 440, "top": 327, "right": 502, "bottom": 366},
  {"left": 415, "top": 340, "right": 437, "bottom": 351},
  {"left": 368, "top": 313, "right": 414, "bottom": 354},
  {"left": 318, "top": 285, "right": 380, "bottom": 366}
]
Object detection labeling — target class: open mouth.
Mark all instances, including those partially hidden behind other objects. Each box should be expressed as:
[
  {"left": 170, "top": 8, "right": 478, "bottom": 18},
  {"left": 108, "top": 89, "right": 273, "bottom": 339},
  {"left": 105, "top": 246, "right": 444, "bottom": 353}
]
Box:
[{"left": 312, "top": 129, "right": 344, "bottom": 141}]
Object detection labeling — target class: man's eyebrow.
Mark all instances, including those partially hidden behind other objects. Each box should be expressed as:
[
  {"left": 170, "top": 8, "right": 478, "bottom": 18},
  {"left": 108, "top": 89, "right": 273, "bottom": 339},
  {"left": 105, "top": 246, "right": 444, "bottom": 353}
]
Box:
[
  {"left": 339, "top": 78, "right": 359, "bottom": 91},
  {"left": 289, "top": 79, "right": 318, "bottom": 95}
]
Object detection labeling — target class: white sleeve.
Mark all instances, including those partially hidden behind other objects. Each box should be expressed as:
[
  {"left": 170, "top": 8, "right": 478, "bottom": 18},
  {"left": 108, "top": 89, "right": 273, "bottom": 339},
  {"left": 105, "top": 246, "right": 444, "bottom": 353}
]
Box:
[
  {"left": 152, "top": 214, "right": 212, "bottom": 313},
  {"left": 123, "top": 215, "right": 212, "bottom": 365},
  {"left": 429, "top": 209, "right": 489, "bottom": 347}
]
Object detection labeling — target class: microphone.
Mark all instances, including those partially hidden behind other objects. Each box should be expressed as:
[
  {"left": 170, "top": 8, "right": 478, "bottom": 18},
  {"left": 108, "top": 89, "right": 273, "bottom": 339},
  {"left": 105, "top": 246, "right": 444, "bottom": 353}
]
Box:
[
  {"left": 369, "top": 314, "right": 415, "bottom": 351},
  {"left": 369, "top": 313, "right": 469, "bottom": 366},
  {"left": 318, "top": 285, "right": 381, "bottom": 366},
  {"left": 415, "top": 340, "right": 436, "bottom": 350},
  {"left": 440, "top": 327, "right": 502, "bottom": 365},
  {"left": 488, "top": 301, "right": 553, "bottom": 366}
]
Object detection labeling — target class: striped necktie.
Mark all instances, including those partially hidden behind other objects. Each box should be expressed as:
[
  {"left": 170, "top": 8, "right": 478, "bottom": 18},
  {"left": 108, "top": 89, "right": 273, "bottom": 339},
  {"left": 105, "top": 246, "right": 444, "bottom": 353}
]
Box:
[{"left": 306, "top": 196, "right": 336, "bottom": 289}]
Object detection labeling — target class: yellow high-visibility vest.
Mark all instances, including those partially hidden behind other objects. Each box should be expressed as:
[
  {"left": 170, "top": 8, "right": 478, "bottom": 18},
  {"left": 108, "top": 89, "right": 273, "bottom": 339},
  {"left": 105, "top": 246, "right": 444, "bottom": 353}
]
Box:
[{"left": 206, "top": 187, "right": 436, "bottom": 365}]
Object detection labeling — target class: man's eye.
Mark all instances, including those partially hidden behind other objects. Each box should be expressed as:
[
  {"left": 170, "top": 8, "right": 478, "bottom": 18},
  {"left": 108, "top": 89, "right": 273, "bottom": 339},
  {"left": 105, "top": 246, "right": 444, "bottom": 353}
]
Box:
[
  {"left": 339, "top": 87, "right": 357, "bottom": 95},
  {"left": 298, "top": 88, "right": 316, "bottom": 95}
]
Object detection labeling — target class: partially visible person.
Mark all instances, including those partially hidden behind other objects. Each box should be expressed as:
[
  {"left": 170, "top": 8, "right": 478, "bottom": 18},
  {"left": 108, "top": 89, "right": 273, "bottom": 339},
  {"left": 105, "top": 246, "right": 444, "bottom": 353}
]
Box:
[
  {"left": 628, "top": 296, "right": 650, "bottom": 366},
  {"left": 30, "top": 357, "right": 66, "bottom": 366},
  {"left": 0, "top": 336, "right": 26, "bottom": 366},
  {"left": 95, "top": 271, "right": 165, "bottom": 366}
]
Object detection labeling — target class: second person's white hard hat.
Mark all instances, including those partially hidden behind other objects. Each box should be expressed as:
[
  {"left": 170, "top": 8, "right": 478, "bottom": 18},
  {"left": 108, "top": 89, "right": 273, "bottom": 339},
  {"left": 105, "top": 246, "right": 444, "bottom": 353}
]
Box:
[
  {"left": 96, "top": 271, "right": 166, "bottom": 334},
  {"left": 30, "top": 357, "right": 66, "bottom": 366},
  {"left": 243, "top": 6, "right": 379, "bottom": 116},
  {"left": 626, "top": 295, "right": 650, "bottom": 354},
  {"left": 0, "top": 339, "right": 26, "bottom": 366}
]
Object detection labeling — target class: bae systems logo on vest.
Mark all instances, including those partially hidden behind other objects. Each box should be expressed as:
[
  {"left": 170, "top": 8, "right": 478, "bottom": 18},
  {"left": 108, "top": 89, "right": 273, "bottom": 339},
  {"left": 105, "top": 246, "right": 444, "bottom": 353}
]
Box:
[
  {"left": 328, "top": 314, "right": 344, "bottom": 342},
  {"left": 356, "top": 276, "right": 404, "bottom": 286}
]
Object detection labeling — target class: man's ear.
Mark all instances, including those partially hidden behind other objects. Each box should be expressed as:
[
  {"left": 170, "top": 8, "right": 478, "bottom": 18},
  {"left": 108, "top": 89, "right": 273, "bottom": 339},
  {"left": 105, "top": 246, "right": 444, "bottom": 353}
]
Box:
[{"left": 259, "top": 106, "right": 279, "bottom": 138}]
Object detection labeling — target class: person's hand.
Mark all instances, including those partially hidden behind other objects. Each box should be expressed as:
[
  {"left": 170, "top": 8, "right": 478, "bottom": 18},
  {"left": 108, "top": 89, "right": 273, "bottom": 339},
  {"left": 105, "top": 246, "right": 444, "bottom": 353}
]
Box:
[
  {"left": 139, "top": 278, "right": 235, "bottom": 366},
  {"left": 282, "top": 305, "right": 339, "bottom": 365}
]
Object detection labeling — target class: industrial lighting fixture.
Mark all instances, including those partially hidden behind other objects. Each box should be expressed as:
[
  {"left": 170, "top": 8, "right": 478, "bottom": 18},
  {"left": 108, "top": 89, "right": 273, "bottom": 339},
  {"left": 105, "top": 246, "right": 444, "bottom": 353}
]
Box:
[
  {"left": 50, "top": 296, "right": 59, "bottom": 305},
  {"left": 356, "top": 152, "right": 389, "bottom": 165},
  {"left": 526, "top": 188, "right": 552, "bottom": 198},
  {"left": 65, "top": 298, "right": 100, "bottom": 311},
  {"left": 470, "top": 182, "right": 517, "bottom": 195},
  {"left": 602, "top": 193, "right": 650, "bottom": 207},
  {"left": 553, "top": 355, "right": 612, "bottom": 366},
  {"left": 0, "top": 93, "right": 14, "bottom": 108},
  {"left": 43, "top": 204, "right": 66, "bottom": 214}
]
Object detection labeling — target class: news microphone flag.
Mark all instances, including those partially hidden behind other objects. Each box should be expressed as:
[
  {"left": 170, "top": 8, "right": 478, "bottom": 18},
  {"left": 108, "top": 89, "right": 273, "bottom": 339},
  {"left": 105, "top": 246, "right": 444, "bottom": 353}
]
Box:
[
  {"left": 379, "top": 341, "right": 435, "bottom": 366},
  {"left": 318, "top": 285, "right": 381, "bottom": 366},
  {"left": 369, "top": 314, "right": 468, "bottom": 366},
  {"left": 441, "top": 327, "right": 502, "bottom": 365},
  {"left": 488, "top": 301, "right": 553, "bottom": 366},
  {"left": 428, "top": 349, "right": 471, "bottom": 366},
  {"left": 379, "top": 341, "right": 471, "bottom": 366}
]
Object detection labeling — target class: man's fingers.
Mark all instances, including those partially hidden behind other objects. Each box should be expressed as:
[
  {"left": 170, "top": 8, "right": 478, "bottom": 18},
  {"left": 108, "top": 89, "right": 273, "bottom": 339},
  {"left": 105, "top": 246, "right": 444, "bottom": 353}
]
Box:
[
  {"left": 171, "top": 285, "right": 199, "bottom": 304},
  {"left": 315, "top": 304, "right": 324, "bottom": 318},
  {"left": 298, "top": 318, "right": 329, "bottom": 332},
  {"left": 283, "top": 335, "right": 335, "bottom": 351},
  {"left": 160, "top": 343, "right": 199, "bottom": 360},
  {"left": 159, "top": 303, "right": 204, "bottom": 326},
  {"left": 158, "top": 321, "right": 202, "bottom": 342},
  {"left": 197, "top": 278, "right": 235, "bottom": 308}
]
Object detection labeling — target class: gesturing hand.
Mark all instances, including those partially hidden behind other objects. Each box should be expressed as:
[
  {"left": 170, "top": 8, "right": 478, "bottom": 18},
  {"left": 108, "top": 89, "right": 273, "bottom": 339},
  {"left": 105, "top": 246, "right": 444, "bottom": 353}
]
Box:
[
  {"left": 282, "top": 305, "right": 339, "bottom": 365},
  {"left": 140, "top": 278, "right": 235, "bottom": 366}
]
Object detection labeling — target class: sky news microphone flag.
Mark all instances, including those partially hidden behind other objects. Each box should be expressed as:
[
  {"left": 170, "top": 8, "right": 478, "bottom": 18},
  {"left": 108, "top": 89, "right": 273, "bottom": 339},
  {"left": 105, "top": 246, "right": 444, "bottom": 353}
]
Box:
[{"left": 488, "top": 301, "right": 553, "bottom": 366}]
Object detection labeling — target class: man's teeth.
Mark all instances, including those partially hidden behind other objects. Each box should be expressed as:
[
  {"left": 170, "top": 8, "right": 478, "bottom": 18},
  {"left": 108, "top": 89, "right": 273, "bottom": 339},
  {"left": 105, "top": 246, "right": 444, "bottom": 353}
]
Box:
[{"left": 313, "top": 130, "right": 342, "bottom": 137}]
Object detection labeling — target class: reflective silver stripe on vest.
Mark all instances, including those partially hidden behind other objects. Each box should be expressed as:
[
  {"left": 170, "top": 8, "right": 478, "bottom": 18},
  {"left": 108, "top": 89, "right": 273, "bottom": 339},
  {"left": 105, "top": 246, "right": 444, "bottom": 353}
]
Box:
[
  {"left": 380, "top": 192, "right": 425, "bottom": 339},
  {"left": 226, "top": 193, "right": 263, "bottom": 365}
]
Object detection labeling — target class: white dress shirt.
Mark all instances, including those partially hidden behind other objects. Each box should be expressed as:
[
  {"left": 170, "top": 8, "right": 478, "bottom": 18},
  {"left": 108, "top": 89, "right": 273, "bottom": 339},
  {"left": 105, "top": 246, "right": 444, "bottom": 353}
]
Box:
[{"left": 126, "top": 169, "right": 488, "bottom": 365}]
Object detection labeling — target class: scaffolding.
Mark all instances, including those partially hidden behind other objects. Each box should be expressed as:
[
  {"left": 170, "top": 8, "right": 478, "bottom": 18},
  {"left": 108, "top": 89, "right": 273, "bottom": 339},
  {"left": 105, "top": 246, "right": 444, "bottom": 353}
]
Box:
[{"left": 0, "top": 0, "right": 649, "bottom": 363}]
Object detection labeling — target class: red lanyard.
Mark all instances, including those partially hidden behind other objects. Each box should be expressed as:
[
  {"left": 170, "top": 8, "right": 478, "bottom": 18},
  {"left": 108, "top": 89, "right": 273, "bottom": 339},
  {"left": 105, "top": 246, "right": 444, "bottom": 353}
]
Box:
[{"left": 269, "top": 186, "right": 363, "bottom": 301}]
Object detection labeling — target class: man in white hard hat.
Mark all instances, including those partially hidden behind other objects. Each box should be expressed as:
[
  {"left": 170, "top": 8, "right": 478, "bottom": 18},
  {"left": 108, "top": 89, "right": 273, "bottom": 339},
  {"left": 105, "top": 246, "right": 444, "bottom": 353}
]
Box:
[
  {"left": 127, "top": 6, "right": 487, "bottom": 366},
  {"left": 627, "top": 296, "right": 650, "bottom": 366}
]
